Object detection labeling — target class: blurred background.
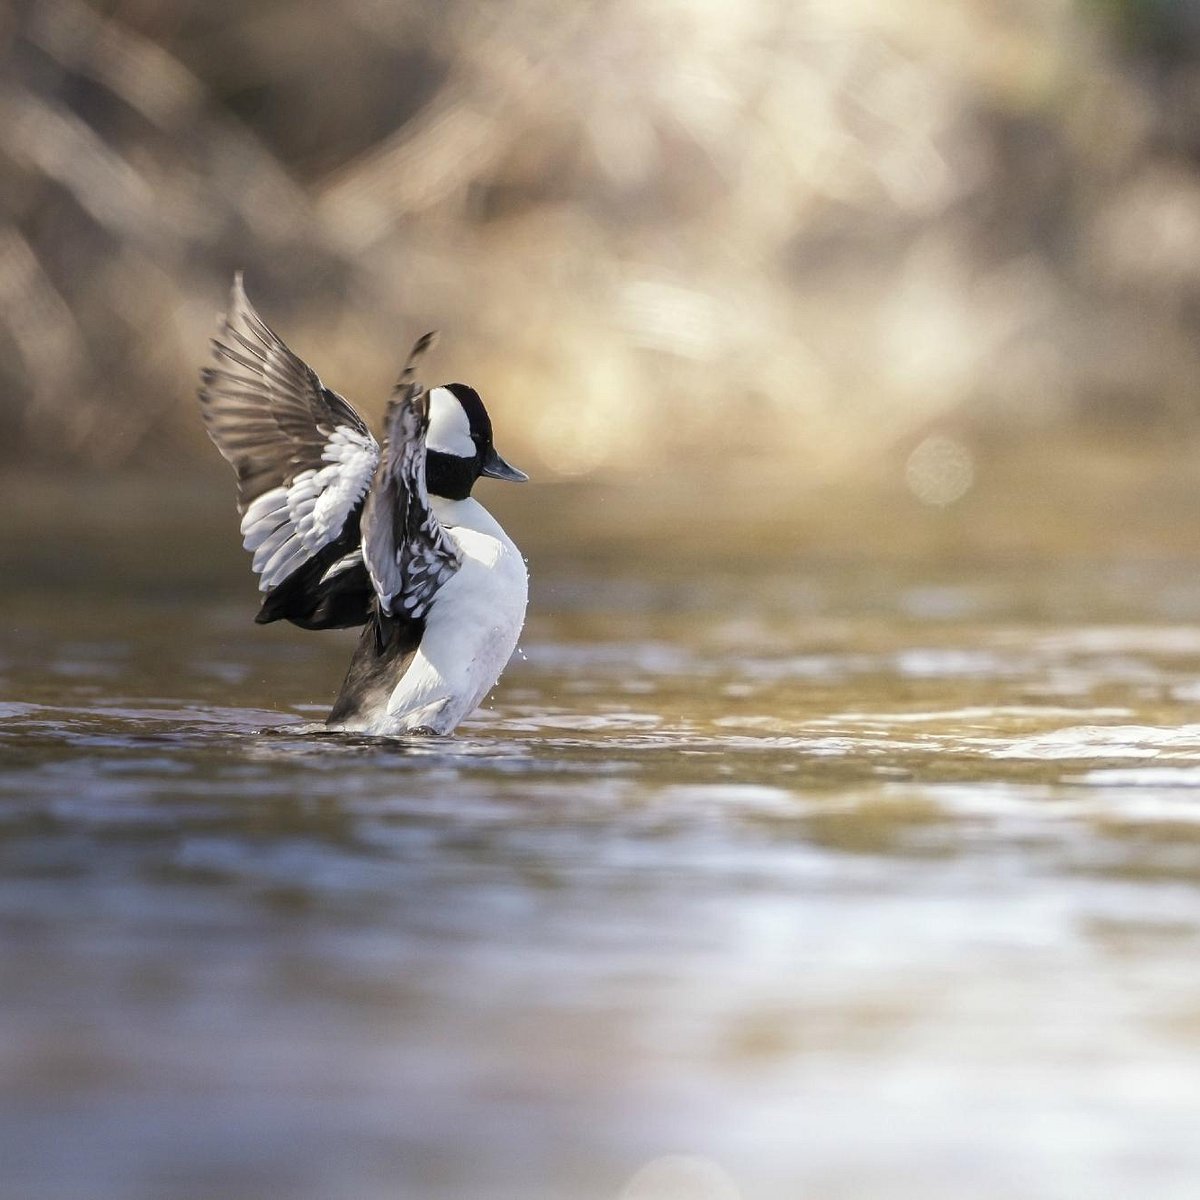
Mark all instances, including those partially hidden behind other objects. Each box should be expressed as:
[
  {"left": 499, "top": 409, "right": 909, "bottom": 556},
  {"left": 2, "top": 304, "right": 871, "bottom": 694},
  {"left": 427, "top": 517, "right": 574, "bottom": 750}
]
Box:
[
  {"left": 4, "top": 0, "right": 1200, "bottom": 516},
  {"left": 11, "top": 4, "right": 1200, "bottom": 1200}
]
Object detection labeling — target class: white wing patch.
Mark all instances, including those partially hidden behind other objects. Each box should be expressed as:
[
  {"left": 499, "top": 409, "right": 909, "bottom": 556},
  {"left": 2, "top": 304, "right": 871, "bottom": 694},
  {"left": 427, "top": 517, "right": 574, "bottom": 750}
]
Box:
[
  {"left": 319, "top": 549, "right": 364, "bottom": 584},
  {"left": 239, "top": 425, "right": 378, "bottom": 592}
]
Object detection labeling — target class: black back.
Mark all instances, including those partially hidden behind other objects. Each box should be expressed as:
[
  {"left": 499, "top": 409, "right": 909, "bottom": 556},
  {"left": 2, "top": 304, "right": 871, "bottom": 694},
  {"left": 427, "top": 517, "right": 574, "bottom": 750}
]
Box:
[
  {"left": 327, "top": 608, "right": 425, "bottom": 725},
  {"left": 253, "top": 532, "right": 374, "bottom": 629}
]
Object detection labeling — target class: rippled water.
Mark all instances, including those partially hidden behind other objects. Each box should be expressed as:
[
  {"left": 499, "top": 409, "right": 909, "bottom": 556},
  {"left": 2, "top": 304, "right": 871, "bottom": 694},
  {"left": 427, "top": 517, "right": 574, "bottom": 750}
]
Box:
[{"left": 7, "top": 481, "right": 1200, "bottom": 1199}]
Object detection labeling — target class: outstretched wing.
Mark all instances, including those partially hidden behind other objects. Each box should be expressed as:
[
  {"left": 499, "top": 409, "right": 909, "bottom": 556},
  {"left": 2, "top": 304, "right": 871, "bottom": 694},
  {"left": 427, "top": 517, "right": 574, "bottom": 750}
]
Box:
[
  {"left": 361, "top": 373, "right": 461, "bottom": 621},
  {"left": 198, "top": 273, "right": 378, "bottom": 595}
]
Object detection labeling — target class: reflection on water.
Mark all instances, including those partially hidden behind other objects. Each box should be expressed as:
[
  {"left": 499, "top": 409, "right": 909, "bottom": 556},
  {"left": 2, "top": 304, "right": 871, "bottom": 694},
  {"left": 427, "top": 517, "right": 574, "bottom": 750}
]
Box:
[{"left": 6, "top": 487, "right": 1200, "bottom": 1199}]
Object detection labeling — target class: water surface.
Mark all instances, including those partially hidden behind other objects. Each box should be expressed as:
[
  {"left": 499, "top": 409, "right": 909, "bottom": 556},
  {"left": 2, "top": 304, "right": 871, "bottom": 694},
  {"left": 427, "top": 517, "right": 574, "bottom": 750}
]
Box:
[{"left": 5, "top": 480, "right": 1200, "bottom": 1199}]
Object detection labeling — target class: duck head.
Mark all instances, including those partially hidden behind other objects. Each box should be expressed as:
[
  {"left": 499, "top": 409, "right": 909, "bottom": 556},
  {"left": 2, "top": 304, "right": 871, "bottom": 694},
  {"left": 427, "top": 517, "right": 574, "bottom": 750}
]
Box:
[{"left": 424, "top": 383, "right": 528, "bottom": 500}]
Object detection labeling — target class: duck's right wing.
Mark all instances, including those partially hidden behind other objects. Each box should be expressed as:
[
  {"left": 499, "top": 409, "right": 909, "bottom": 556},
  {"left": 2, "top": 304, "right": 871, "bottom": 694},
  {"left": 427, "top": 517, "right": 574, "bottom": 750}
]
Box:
[
  {"left": 198, "top": 273, "right": 379, "bottom": 601},
  {"left": 360, "top": 368, "right": 461, "bottom": 623}
]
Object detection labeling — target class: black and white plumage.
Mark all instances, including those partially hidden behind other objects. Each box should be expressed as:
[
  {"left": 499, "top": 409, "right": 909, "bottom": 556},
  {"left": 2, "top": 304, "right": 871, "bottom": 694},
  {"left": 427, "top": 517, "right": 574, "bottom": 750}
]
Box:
[
  {"left": 199, "top": 274, "right": 529, "bottom": 735},
  {"left": 198, "top": 273, "right": 384, "bottom": 630},
  {"left": 360, "top": 383, "right": 461, "bottom": 621}
]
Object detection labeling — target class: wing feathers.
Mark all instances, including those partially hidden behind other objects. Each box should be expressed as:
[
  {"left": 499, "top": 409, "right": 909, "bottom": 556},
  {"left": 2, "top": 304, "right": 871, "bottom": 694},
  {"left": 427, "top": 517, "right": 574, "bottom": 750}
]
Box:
[
  {"left": 200, "top": 277, "right": 453, "bottom": 630},
  {"left": 361, "top": 356, "right": 460, "bottom": 620},
  {"left": 199, "top": 274, "right": 379, "bottom": 608}
]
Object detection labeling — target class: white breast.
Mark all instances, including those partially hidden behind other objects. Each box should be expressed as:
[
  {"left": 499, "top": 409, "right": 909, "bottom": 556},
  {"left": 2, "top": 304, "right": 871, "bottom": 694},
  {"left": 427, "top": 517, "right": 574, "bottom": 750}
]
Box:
[{"left": 381, "top": 497, "right": 528, "bottom": 733}]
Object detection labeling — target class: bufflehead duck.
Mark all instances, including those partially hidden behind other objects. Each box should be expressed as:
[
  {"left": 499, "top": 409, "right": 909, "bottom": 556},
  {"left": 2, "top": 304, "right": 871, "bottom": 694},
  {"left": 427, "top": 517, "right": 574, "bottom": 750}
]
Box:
[{"left": 198, "top": 274, "right": 529, "bottom": 735}]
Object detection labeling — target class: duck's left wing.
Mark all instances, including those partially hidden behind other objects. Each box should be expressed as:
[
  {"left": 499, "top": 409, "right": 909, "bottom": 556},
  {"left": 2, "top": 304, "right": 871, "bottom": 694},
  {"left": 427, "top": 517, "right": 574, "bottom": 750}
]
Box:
[
  {"left": 361, "top": 372, "right": 461, "bottom": 621},
  {"left": 198, "top": 273, "right": 379, "bottom": 596}
]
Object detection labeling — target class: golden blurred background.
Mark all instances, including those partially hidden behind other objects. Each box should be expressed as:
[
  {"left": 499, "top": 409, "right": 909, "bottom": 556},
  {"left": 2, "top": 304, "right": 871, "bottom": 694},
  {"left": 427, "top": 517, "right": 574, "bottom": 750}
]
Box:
[
  {"left": 2, "top": 0, "right": 1200, "bottom": 521},
  {"left": 10, "top": 15, "right": 1200, "bottom": 1197}
]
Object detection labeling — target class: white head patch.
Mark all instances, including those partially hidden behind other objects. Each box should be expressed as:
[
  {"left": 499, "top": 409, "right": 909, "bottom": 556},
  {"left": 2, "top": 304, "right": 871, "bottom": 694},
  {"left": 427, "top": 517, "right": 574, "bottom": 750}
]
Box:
[{"left": 426, "top": 387, "right": 475, "bottom": 458}]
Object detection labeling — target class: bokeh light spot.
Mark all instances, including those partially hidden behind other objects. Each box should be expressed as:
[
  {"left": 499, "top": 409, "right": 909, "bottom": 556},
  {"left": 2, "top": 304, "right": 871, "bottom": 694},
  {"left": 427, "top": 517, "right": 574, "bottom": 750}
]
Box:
[
  {"left": 618, "top": 1154, "right": 741, "bottom": 1200},
  {"left": 904, "top": 433, "right": 975, "bottom": 507}
]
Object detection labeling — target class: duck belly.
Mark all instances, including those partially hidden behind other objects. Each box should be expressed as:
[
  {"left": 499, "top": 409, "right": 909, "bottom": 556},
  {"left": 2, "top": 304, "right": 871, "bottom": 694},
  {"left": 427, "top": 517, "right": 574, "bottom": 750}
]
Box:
[{"left": 381, "top": 525, "right": 527, "bottom": 734}]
